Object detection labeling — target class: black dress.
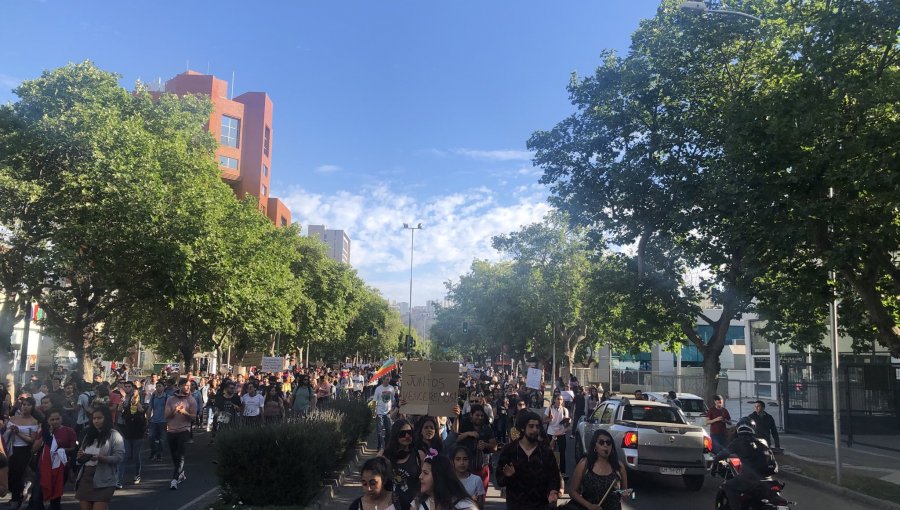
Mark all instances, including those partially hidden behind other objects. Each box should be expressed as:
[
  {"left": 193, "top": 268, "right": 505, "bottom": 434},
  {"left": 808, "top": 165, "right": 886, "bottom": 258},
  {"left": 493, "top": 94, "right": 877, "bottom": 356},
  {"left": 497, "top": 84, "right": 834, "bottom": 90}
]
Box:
[{"left": 577, "top": 467, "right": 622, "bottom": 510}]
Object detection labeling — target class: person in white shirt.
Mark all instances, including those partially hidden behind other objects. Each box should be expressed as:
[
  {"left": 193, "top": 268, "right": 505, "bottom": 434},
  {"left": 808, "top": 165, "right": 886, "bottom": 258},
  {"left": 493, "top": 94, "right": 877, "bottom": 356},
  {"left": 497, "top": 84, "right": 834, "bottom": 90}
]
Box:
[
  {"left": 240, "top": 383, "right": 265, "bottom": 425},
  {"left": 371, "top": 377, "right": 395, "bottom": 453},
  {"left": 544, "top": 394, "right": 571, "bottom": 478},
  {"left": 416, "top": 455, "right": 477, "bottom": 510},
  {"left": 452, "top": 446, "right": 485, "bottom": 508}
]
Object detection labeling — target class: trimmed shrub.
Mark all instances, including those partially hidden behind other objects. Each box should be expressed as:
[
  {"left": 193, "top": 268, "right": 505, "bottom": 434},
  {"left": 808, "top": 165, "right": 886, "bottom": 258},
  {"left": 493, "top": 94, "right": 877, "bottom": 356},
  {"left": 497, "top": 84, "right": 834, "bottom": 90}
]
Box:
[{"left": 216, "top": 402, "right": 372, "bottom": 506}]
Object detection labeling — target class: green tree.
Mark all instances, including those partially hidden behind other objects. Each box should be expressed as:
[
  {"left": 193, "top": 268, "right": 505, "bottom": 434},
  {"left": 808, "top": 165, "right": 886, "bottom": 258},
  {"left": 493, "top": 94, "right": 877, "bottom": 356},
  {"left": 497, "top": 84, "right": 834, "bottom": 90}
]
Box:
[{"left": 0, "top": 62, "right": 225, "bottom": 380}]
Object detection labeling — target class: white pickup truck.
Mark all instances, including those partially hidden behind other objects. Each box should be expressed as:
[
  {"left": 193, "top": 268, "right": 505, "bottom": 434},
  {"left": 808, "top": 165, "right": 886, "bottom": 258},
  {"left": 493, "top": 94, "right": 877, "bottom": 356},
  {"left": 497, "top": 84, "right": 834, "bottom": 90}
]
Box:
[{"left": 574, "top": 397, "right": 714, "bottom": 491}]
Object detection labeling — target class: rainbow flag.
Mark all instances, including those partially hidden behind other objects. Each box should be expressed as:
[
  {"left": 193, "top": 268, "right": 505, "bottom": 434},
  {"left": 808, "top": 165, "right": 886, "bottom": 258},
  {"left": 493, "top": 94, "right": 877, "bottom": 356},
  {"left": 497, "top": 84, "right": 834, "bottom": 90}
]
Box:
[{"left": 369, "top": 356, "right": 398, "bottom": 383}]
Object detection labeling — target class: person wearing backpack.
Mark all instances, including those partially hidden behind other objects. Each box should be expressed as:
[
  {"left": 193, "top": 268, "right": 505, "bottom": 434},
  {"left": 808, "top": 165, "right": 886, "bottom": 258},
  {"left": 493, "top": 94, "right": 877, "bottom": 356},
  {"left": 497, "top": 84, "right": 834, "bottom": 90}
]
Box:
[
  {"left": 116, "top": 380, "right": 146, "bottom": 487},
  {"left": 75, "top": 385, "right": 96, "bottom": 439}
]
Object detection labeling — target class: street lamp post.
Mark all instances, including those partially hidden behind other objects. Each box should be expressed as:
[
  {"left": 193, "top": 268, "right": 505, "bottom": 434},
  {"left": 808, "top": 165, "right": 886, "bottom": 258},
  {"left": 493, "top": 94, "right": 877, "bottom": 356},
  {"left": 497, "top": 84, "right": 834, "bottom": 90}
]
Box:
[
  {"left": 678, "top": 1, "right": 763, "bottom": 22},
  {"left": 403, "top": 223, "right": 423, "bottom": 359}
]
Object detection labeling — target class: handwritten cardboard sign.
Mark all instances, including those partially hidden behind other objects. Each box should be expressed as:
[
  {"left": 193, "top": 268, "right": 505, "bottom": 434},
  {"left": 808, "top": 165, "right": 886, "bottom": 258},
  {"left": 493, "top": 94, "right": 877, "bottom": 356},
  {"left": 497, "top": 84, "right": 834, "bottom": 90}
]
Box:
[
  {"left": 261, "top": 356, "right": 284, "bottom": 373},
  {"left": 400, "top": 361, "right": 459, "bottom": 416},
  {"left": 526, "top": 367, "right": 543, "bottom": 390}
]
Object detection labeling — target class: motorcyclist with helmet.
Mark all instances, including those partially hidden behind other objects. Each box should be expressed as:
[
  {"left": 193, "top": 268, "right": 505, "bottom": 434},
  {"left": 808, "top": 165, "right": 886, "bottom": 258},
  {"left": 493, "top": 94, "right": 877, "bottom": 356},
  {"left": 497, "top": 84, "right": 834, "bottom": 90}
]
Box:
[{"left": 714, "top": 417, "right": 778, "bottom": 510}]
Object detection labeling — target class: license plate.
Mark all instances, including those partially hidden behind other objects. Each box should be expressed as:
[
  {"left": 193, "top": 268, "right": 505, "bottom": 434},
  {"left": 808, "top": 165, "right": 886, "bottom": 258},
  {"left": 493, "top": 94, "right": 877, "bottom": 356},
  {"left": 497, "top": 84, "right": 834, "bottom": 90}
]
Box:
[{"left": 660, "top": 467, "right": 685, "bottom": 475}]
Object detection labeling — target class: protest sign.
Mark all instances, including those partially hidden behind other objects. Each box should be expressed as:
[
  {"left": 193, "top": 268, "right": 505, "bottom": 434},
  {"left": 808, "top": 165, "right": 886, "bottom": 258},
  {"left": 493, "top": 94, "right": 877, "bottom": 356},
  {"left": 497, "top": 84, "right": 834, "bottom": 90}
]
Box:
[
  {"left": 241, "top": 352, "right": 264, "bottom": 367},
  {"left": 401, "top": 361, "right": 459, "bottom": 416},
  {"left": 261, "top": 356, "right": 284, "bottom": 373},
  {"left": 526, "top": 367, "right": 543, "bottom": 390}
]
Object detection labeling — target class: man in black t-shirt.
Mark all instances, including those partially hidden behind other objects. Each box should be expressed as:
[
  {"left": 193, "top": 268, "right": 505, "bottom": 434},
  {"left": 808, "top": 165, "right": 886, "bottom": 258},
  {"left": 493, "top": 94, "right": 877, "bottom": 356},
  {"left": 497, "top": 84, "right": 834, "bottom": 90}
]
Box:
[
  {"left": 211, "top": 381, "right": 243, "bottom": 442},
  {"left": 454, "top": 404, "right": 497, "bottom": 485}
]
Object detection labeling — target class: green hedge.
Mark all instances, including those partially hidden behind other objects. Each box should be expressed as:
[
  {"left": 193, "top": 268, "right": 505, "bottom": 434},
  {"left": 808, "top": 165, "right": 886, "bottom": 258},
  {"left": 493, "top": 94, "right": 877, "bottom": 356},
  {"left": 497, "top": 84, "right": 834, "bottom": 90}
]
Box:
[{"left": 216, "top": 402, "right": 372, "bottom": 506}]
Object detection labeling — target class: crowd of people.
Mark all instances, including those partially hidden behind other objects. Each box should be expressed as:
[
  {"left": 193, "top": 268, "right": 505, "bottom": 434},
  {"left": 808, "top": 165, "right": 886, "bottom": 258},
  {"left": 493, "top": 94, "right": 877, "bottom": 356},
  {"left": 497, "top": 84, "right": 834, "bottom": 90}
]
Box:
[
  {"left": 357, "top": 368, "right": 632, "bottom": 510},
  {"left": 0, "top": 363, "right": 383, "bottom": 510}
]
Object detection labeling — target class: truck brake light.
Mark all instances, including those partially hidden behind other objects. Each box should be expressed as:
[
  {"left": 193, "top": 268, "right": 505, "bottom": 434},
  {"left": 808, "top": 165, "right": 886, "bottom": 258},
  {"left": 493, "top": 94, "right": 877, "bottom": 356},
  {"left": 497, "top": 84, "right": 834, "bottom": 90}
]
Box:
[{"left": 623, "top": 431, "right": 638, "bottom": 448}]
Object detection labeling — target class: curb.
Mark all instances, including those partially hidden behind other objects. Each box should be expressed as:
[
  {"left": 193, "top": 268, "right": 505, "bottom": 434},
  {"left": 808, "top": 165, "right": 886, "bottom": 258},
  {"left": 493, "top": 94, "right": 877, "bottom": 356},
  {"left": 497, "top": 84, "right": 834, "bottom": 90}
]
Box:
[
  {"left": 304, "top": 434, "right": 377, "bottom": 510},
  {"left": 778, "top": 470, "right": 900, "bottom": 510}
]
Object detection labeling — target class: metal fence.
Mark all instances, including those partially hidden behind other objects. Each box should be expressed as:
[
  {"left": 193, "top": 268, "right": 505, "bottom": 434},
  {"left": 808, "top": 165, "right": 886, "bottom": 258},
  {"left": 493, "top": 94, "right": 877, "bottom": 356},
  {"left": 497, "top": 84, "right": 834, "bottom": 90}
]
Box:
[{"left": 782, "top": 362, "right": 900, "bottom": 442}]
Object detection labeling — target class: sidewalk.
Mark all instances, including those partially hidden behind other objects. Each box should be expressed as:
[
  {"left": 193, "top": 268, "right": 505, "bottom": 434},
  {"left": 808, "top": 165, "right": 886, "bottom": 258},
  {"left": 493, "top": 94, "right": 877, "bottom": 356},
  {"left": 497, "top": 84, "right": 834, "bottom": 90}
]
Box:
[
  {"left": 781, "top": 433, "right": 900, "bottom": 485},
  {"left": 778, "top": 433, "right": 900, "bottom": 507}
]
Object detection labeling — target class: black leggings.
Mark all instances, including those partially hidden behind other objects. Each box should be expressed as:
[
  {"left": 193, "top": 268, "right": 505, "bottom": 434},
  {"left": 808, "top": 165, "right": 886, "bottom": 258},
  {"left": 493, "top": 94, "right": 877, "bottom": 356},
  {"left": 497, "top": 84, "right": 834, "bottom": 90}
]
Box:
[{"left": 9, "top": 445, "right": 31, "bottom": 502}]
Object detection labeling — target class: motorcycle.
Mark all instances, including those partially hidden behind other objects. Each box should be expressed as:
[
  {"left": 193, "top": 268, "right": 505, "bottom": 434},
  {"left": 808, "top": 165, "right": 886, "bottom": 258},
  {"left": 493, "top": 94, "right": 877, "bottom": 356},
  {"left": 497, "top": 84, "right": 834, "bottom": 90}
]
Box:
[{"left": 711, "top": 457, "right": 796, "bottom": 510}]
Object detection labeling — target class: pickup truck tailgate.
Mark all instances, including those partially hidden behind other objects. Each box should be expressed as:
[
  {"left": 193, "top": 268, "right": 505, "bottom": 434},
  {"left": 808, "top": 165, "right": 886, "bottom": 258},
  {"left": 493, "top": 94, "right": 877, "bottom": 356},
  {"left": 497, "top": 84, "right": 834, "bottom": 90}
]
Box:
[{"left": 632, "top": 423, "right": 706, "bottom": 467}]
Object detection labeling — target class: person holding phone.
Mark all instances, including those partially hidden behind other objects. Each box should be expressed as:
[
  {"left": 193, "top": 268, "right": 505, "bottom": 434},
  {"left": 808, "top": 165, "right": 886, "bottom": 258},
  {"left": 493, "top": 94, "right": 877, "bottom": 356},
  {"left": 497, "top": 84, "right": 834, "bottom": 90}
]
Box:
[
  {"left": 545, "top": 394, "right": 571, "bottom": 479},
  {"left": 75, "top": 406, "right": 125, "bottom": 510}
]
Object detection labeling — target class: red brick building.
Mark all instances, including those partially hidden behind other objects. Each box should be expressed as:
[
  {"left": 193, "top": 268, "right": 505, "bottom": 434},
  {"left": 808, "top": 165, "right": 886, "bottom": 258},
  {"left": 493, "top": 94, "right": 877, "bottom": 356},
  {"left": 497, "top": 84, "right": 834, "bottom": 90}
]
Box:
[{"left": 162, "top": 71, "right": 291, "bottom": 226}]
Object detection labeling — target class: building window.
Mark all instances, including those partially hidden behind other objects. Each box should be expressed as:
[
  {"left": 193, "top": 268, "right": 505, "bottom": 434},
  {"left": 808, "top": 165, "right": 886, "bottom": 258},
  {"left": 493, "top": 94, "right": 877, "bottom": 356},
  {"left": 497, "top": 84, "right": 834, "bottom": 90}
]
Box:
[
  {"left": 262, "top": 184, "right": 267, "bottom": 196},
  {"left": 218, "top": 155, "right": 238, "bottom": 170},
  {"left": 263, "top": 164, "right": 268, "bottom": 177},
  {"left": 280, "top": 216, "right": 287, "bottom": 227},
  {"left": 264, "top": 126, "right": 271, "bottom": 156},
  {"left": 221, "top": 115, "right": 240, "bottom": 148}
]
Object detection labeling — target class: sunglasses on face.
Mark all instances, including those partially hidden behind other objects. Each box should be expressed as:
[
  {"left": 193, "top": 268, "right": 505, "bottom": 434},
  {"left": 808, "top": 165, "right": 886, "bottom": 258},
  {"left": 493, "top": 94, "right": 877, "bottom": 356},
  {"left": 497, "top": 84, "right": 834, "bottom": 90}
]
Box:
[
  {"left": 398, "top": 430, "right": 413, "bottom": 438},
  {"left": 362, "top": 479, "right": 380, "bottom": 487},
  {"left": 596, "top": 439, "right": 613, "bottom": 446}
]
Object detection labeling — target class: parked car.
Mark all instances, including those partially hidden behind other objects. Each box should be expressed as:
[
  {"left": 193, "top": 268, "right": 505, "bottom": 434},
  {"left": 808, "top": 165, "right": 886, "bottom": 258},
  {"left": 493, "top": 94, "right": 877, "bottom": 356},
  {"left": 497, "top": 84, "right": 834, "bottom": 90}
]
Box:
[
  {"left": 643, "top": 392, "right": 709, "bottom": 426},
  {"left": 574, "top": 397, "right": 714, "bottom": 491}
]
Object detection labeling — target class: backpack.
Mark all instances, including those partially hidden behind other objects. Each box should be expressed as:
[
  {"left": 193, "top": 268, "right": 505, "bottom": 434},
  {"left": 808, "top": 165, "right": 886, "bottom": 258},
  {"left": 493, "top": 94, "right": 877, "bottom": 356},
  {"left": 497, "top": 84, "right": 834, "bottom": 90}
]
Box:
[
  {"left": 80, "top": 391, "right": 96, "bottom": 410},
  {"left": 757, "top": 438, "right": 778, "bottom": 476}
]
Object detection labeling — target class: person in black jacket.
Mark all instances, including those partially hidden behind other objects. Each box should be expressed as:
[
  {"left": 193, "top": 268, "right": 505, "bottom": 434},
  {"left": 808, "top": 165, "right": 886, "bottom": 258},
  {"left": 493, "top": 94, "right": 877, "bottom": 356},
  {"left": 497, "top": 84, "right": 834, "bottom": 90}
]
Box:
[
  {"left": 748, "top": 401, "right": 780, "bottom": 449},
  {"left": 715, "top": 417, "right": 778, "bottom": 510},
  {"left": 495, "top": 411, "right": 561, "bottom": 510}
]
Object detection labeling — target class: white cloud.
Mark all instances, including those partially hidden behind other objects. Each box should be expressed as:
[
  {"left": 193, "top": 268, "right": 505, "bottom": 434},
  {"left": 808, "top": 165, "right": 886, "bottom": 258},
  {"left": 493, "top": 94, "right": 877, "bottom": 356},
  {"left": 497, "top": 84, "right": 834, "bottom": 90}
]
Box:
[
  {"left": 517, "top": 166, "right": 543, "bottom": 177},
  {"left": 454, "top": 148, "right": 533, "bottom": 162},
  {"left": 0, "top": 73, "right": 20, "bottom": 89},
  {"left": 314, "top": 164, "right": 341, "bottom": 174},
  {"left": 280, "top": 183, "right": 551, "bottom": 303}
]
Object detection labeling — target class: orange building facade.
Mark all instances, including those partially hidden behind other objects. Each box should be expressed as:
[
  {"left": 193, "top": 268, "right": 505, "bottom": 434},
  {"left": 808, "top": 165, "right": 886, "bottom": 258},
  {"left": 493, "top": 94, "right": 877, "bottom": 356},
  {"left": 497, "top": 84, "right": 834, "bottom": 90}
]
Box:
[{"left": 162, "top": 71, "right": 290, "bottom": 226}]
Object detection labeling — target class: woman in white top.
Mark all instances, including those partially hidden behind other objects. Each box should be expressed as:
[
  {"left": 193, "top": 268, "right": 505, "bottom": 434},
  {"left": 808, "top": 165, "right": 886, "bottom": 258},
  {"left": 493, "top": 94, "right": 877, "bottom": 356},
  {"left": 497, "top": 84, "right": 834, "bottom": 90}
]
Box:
[
  {"left": 7, "top": 395, "right": 40, "bottom": 507},
  {"left": 544, "top": 394, "right": 571, "bottom": 479},
  {"left": 416, "top": 455, "right": 477, "bottom": 510}
]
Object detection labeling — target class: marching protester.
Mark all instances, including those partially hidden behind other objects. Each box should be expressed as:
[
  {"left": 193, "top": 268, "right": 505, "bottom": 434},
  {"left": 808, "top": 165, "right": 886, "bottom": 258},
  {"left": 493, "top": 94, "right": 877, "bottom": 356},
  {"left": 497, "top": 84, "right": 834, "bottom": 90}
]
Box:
[
  {"left": 74, "top": 406, "right": 125, "bottom": 510},
  {"left": 451, "top": 446, "right": 485, "bottom": 508},
  {"left": 496, "top": 411, "right": 562, "bottom": 510},
  {"left": 372, "top": 377, "right": 396, "bottom": 454},
  {"left": 30, "top": 408, "right": 77, "bottom": 510},
  {"left": 567, "top": 430, "right": 631, "bottom": 510},
  {"left": 116, "top": 380, "right": 146, "bottom": 487},
  {"left": 414, "top": 415, "right": 444, "bottom": 455},
  {"left": 452, "top": 404, "right": 496, "bottom": 492},
  {"left": 347, "top": 456, "right": 399, "bottom": 510},
  {"left": 165, "top": 379, "right": 197, "bottom": 490},
  {"left": 239, "top": 383, "right": 264, "bottom": 426},
  {"left": 147, "top": 382, "right": 169, "bottom": 461},
  {"left": 544, "top": 393, "right": 571, "bottom": 479},
  {"left": 291, "top": 375, "right": 315, "bottom": 416},
  {"left": 415, "top": 454, "right": 477, "bottom": 510},
  {"left": 7, "top": 396, "right": 39, "bottom": 508},
  {"left": 263, "top": 385, "right": 286, "bottom": 423},
  {"left": 383, "top": 419, "right": 423, "bottom": 510}
]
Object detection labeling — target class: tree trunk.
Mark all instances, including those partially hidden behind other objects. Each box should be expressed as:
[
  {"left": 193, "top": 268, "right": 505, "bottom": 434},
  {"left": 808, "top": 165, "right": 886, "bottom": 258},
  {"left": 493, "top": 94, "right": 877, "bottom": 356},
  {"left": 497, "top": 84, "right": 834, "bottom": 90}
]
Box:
[
  {"left": 180, "top": 346, "right": 194, "bottom": 375},
  {"left": 700, "top": 349, "right": 721, "bottom": 406},
  {"left": 0, "top": 298, "right": 25, "bottom": 374}
]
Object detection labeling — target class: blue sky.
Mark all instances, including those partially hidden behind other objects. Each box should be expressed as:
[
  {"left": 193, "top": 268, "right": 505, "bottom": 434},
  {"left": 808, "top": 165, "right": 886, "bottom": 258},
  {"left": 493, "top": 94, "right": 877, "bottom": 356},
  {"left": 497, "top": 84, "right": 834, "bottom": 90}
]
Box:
[{"left": 1, "top": 1, "right": 661, "bottom": 305}]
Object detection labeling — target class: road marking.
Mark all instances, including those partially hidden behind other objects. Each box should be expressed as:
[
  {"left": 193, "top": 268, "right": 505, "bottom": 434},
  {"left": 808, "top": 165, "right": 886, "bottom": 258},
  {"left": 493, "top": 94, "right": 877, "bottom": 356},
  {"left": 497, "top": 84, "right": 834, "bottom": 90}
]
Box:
[{"left": 175, "top": 486, "right": 220, "bottom": 510}]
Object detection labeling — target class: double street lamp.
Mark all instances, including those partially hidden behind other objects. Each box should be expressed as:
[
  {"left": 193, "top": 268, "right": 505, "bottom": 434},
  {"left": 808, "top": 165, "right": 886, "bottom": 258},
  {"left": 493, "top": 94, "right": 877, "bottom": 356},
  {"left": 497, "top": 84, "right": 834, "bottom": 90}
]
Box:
[{"left": 402, "top": 223, "right": 423, "bottom": 358}]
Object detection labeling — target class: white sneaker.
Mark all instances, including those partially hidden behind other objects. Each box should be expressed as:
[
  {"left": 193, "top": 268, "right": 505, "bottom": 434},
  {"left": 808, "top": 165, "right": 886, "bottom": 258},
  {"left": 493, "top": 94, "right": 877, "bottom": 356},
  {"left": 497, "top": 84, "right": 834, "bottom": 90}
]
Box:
[{"left": 170, "top": 479, "right": 178, "bottom": 490}]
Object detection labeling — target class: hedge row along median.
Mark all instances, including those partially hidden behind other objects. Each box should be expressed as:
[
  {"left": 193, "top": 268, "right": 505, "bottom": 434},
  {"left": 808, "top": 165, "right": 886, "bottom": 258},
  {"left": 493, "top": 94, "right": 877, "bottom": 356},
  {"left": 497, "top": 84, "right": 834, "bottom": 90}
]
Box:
[{"left": 215, "top": 399, "right": 374, "bottom": 507}]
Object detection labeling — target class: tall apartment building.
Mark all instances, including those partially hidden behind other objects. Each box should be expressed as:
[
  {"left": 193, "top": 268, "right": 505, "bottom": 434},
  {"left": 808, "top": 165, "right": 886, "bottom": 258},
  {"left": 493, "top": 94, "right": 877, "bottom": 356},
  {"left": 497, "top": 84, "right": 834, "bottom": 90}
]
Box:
[
  {"left": 160, "top": 71, "right": 291, "bottom": 227},
  {"left": 308, "top": 225, "right": 351, "bottom": 264}
]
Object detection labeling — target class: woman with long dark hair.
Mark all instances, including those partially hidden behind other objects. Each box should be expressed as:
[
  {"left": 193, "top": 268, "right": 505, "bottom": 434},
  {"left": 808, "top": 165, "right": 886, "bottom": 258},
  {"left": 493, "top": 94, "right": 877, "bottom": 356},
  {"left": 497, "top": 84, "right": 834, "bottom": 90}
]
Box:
[
  {"left": 414, "top": 415, "right": 443, "bottom": 455},
  {"left": 347, "top": 456, "right": 399, "bottom": 510},
  {"left": 75, "top": 406, "right": 125, "bottom": 510},
  {"left": 383, "top": 419, "right": 423, "bottom": 510},
  {"left": 416, "top": 454, "right": 477, "bottom": 510},
  {"left": 567, "top": 429, "right": 631, "bottom": 510},
  {"left": 6, "top": 395, "right": 39, "bottom": 508},
  {"left": 262, "top": 385, "right": 286, "bottom": 424}
]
